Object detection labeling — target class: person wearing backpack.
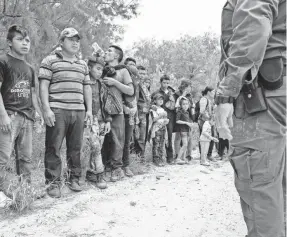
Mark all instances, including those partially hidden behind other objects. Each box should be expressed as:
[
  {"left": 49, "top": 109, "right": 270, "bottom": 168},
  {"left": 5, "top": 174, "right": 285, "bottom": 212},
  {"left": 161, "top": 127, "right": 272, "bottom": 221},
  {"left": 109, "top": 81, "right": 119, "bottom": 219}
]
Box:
[{"left": 101, "top": 45, "right": 134, "bottom": 182}]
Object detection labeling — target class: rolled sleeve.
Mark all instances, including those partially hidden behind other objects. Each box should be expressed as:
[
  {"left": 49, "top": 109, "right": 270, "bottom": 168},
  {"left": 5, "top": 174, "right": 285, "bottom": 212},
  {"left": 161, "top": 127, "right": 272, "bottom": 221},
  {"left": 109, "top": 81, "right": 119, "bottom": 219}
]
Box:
[
  {"left": 218, "top": 0, "right": 279, "bottom": 97},
  {"left": 38, "top": 57, "right": 52, "bottom": 81}
]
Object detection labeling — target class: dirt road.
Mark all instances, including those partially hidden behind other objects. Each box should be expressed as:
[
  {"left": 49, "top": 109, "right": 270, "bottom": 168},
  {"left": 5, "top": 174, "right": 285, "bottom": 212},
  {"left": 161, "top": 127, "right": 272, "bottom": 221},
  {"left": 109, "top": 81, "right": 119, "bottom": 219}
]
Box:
[{"left": 0, "top": 160, "right": 246, "bottom": 237}]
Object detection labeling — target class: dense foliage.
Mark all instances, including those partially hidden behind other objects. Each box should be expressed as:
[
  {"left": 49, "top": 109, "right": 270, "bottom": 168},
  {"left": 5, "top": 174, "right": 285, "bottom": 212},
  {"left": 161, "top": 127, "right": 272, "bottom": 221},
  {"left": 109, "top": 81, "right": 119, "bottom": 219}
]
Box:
[
  {"left": 129, "top": 32, "right": 220, "bottom": 95},
  {"left": 0, "top": 0, "right": 140, "bottom": 67}
]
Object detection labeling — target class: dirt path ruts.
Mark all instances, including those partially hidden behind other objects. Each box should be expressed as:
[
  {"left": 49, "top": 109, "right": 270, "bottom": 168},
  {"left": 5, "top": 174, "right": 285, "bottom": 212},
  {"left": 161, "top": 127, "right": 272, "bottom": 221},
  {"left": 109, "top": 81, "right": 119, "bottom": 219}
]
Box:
[{"left": 0, "top": 161, "right": 246, "bottom": 237}]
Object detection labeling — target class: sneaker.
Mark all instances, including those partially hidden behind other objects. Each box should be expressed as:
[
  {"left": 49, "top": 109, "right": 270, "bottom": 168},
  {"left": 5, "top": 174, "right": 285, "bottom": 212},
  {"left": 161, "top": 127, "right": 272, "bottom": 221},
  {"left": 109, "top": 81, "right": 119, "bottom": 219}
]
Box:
[
  {"left": 68, "top": 180, "right": 82, "bottom": 192},
  {"left": 200, "top": 162, "right": 210, "bottom": 167},
  {"left": 207, "top": 155, "right": 215, "bottom": 162},
  {"left": 123, "top": 166, "right": 134, "bottom": 177},
  {"left": 110, "top": 168, "right": 124, "bottom": 182},
  {"left": 96, "top": 173, "right": 107, "bottom": 189},
  {"left": 47, "top": 184, "right": 61, "bottom": 198},
  {"left": 176, "top": 159, "right": 185, "bottom": 165},
  {"left": 186, "top": 155, "right": 193, "bottom": 161}
]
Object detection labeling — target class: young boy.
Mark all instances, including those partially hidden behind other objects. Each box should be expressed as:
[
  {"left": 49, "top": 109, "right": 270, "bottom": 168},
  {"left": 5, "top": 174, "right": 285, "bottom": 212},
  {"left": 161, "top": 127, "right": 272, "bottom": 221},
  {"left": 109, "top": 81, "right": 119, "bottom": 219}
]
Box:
[
  {"left": 199, "top": 114, "right": 218, "bottom": 166},
  {"left": 0, "top": 25, "right": 43, "bottom": 200},
  {"left": 83, "top": 56, "right": 112, "bottom": 189},
  {"left": 148, "top": 93, "right": 169, "bottom": 166}
]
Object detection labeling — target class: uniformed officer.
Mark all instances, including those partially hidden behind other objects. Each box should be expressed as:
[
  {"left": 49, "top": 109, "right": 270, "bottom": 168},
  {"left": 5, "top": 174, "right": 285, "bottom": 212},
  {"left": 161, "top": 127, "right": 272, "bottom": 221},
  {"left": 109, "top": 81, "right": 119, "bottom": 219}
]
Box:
[{"left": 215, "top": 0, "right": 286, "bottom": 237}]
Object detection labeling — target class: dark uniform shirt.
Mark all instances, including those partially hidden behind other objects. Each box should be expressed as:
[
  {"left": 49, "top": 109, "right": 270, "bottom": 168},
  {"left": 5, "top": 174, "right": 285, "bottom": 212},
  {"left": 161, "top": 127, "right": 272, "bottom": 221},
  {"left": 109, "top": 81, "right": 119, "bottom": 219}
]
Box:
[{"left": 218, "top": 0, "right": 286, "bottom": 98}]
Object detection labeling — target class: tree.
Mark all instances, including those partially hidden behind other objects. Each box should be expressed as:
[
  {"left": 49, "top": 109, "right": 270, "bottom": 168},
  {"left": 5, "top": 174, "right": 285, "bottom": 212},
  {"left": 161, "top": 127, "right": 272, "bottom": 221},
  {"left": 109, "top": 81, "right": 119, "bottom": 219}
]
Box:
[
  {"left": 0, "top": 0, "right": 140, "bottom": 67},
  {"left": 131, "top": 32, "right": 220, "bottom": 94}
]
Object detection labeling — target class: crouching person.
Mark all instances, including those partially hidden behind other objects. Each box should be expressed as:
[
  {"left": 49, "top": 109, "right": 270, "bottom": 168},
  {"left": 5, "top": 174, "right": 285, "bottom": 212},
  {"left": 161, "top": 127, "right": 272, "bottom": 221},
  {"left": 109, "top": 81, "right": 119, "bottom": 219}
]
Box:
[{"left": 83, "top": 56, "right": 112, "bottom": 189}]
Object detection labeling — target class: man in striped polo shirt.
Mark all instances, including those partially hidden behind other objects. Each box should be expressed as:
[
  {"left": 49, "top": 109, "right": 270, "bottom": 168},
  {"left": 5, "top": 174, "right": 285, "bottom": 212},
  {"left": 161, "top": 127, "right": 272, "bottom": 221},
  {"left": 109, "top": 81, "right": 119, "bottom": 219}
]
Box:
[{"left": 39, "top": 28, "right": 93, "bottom": 198}]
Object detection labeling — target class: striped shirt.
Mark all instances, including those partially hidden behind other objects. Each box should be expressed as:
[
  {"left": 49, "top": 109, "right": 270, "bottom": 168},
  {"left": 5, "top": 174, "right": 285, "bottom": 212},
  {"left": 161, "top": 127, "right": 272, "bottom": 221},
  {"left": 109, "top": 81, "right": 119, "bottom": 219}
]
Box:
[{"left": 38, "top": 51, "right": 90, "bottom": 110}]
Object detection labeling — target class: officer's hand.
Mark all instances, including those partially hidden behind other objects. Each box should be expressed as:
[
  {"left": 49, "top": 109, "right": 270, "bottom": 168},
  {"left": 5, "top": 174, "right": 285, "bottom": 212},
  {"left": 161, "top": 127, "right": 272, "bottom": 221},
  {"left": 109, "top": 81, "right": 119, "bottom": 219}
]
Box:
[{"left": 215, "top": 103, "right": 234, "bottom": 140}]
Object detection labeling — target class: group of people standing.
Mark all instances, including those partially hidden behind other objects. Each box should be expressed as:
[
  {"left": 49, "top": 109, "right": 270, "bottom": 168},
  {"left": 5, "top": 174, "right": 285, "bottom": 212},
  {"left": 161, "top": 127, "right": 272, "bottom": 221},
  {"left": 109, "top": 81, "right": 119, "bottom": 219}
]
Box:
[{"left": 0, "top": 25, "right": 228, "bottom": 201}]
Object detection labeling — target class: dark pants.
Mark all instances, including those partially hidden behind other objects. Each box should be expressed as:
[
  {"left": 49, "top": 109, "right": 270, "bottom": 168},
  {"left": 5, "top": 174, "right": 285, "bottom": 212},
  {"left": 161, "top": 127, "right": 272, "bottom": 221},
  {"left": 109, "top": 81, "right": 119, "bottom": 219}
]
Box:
[
  {"left": 122, "top": 115, "right": 133, "bottom": 167},
  {"left": 134, "top": 113, "right": 148, "bottom": 157},
  {"left": 45, "top": 109, "right": 85, "bottom": 184},
  {"left": 230, "top": 78, "right": 286, "bottom": 237},
  {"left": 218, "top": 138, "right": 229, "bottom": 157},
  {"left": 166, "top": 110, "right": 176, "bottom": 163},
  {"left": 102, "top": 114, "right": 125, "bottom": 169}
]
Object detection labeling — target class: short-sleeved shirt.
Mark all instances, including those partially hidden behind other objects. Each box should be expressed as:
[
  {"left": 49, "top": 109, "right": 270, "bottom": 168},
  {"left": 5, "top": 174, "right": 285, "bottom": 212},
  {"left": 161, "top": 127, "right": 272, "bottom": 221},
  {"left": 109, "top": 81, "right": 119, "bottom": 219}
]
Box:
[
  {"left": 0, "top": 53, "right": 35, "bottom": 120},
  {"left": 174, "top": 109, "right": 191, "bottom": 132},
  {"left": 107, "top": 68, "right": 133, "bottom": 114},
  {"left": 38, "top": 51, "right": 90, "bottom": 110}
]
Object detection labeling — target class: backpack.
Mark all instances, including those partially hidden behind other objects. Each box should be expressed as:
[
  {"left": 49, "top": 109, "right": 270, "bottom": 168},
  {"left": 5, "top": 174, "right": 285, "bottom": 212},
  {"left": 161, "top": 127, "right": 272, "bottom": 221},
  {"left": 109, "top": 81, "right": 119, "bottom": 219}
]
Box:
[
  {"left": 101, "top": 65, "right": 136, "bottom": 115},
  {"left": 194, "top": 98, "right": 209, "bottom": 122}
]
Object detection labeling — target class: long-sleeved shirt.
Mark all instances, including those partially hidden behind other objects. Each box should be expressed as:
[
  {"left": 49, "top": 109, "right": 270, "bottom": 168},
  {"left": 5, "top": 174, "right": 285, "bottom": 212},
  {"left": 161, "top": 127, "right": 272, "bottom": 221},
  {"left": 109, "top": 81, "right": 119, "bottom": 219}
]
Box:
[{"left": 218, "top": 0, "right": 286, "bottom": 98}]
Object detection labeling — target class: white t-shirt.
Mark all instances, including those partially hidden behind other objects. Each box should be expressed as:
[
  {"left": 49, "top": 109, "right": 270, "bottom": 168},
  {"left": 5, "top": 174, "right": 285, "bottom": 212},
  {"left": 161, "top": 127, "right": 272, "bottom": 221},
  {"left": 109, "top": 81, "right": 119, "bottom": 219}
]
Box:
[{"left": 199, "top": 121, "right": 212, "bottom": 142}]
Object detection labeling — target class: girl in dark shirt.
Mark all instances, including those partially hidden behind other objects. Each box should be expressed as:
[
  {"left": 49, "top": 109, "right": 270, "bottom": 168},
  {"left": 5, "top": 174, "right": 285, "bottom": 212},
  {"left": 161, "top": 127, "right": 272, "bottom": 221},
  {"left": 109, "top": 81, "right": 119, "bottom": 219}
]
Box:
[{"left": 174, "top": 97, "right": 193, "bottom": 164}]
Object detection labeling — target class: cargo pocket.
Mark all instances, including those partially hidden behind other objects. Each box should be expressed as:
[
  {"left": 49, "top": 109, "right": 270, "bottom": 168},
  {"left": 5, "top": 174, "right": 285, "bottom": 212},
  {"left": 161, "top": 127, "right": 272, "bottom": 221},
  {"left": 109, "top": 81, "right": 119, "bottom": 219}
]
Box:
[
  {"left": 229, "top": 147, "right": 251, "bottom": 181},
  {"left": 230, "top": 146, "right": 277, "bottom": 183}
]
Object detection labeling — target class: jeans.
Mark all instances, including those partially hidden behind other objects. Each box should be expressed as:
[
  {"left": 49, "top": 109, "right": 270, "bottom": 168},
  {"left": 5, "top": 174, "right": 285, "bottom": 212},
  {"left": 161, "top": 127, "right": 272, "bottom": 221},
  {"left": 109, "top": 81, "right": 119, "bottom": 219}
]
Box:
[
  {"left": 123, "top": 115, "right": 134, "bottom": 167},
  {"left": 166, "top": 110, "right": 176, "bottom": 163},
  {"left": 44, "top": 109, "right": 85, "bottom": 184},
  {"left": 102, "top": 114, "right": 125, "bottom": 169},
  {"left": 0, "top": 112, "right": 33, "bottom": 194},
  {"left": 134, "top": 113, "right": 147, "bottom": 157},
  {"left": 230, "top": 77, "right": 286, "bottom": 237}
]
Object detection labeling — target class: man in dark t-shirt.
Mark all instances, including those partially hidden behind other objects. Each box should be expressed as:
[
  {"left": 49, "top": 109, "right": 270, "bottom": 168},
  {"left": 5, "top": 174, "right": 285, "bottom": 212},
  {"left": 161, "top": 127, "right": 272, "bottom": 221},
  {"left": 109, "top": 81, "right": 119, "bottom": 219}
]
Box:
[{"left": 0, "top": 25, "right": 42, "bottom": 202}]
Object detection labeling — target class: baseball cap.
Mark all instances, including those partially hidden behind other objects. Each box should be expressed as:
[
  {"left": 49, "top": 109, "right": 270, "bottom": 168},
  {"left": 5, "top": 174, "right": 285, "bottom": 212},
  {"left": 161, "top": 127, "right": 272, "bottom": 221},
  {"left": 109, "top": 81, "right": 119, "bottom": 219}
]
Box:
[{"left": 59, "top": 28, "right": 81, "bottom": 40}]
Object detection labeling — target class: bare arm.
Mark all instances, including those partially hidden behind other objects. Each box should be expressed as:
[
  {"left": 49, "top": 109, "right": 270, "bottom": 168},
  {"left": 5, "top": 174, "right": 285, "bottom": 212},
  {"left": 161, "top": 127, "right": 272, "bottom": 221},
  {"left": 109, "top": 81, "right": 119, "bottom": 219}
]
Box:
[
  {"left": 40, "top": 80, "right": 50, "bottom": 111},
  {"left": 32, "top": 88, "right": 43, "bottom": 118},
  {"left": 83, "top": 84, "right": 92, "bottom": 112},
  {"left": 103, "top": 69, "right": 134, "bottom": 96},
  {"left": 114, "top": 81, "right": 134, "bottom": 96},
  {"left": 176, "top": 120, "right": 191, "bottom": 126},
  {"left": 0, "top": 82, "right": 11, "bottom": 132},
  {"left": 40, "top": 80, "right": 55, "bottom": 127}
]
